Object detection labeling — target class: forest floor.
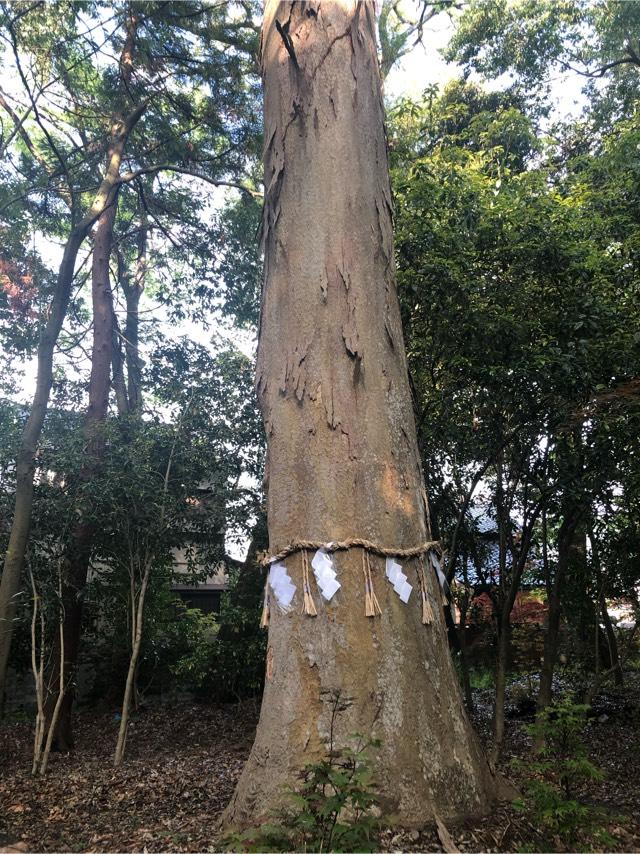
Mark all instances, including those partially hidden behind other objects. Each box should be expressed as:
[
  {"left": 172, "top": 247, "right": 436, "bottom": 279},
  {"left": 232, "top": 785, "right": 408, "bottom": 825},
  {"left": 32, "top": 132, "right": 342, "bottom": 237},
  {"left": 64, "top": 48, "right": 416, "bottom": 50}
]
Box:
[{"left": 1, "top": 672, "right": 639, "bottom": 853}]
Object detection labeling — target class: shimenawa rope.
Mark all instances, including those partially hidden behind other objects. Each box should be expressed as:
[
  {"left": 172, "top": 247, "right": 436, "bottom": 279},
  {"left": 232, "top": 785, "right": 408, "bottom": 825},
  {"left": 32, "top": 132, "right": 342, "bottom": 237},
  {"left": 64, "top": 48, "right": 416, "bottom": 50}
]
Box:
[
  {"left": 260, "top": 537, "right": 441, "bottom": 567},
  {"left": 260, "top": 538, "right": 443, "bottom": 627}
]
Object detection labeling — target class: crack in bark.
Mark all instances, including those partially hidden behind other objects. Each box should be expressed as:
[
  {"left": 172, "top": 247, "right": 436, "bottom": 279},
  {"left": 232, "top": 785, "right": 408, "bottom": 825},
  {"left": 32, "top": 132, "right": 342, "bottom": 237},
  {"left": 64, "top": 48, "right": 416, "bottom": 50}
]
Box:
[{"left": 309, "top": 26, "right": 354, "bottom": 83}]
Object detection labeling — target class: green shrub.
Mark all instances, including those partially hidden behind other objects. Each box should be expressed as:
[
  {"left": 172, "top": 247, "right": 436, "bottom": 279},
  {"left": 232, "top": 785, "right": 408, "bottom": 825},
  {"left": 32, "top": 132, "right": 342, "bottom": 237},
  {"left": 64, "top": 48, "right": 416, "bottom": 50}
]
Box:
[
  {"left": 513, "top": 699, "right": 614, "bottom": 850},
  {"left": 469, "top": 666, "right": 495, "bottom": 690},
  {"left": 169, "top": 605, "right": 219, "bottom": 689},
  {"left": 225, "top": 692, "right": 381, "bottom": 852},
  {"left": 196, "top": 593, "right": 267, "bottom": 702}
]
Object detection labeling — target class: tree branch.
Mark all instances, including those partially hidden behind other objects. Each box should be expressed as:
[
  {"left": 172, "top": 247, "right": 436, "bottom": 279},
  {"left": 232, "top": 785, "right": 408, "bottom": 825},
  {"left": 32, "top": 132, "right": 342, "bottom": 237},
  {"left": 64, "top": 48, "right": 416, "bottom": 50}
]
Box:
[{"left": 119, "top": 164, "right": 262, "bottom": 198}]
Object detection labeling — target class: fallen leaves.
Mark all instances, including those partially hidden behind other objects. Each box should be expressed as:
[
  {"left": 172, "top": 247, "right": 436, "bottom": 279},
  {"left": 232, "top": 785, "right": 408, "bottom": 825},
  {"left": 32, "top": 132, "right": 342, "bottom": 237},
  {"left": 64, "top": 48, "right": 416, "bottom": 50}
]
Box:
[
  {"left": 1, "top": 677, "right": 639, "bottom": 852},
  {"left": 0, "top": 702, "right": 259, "bottom": 852}
]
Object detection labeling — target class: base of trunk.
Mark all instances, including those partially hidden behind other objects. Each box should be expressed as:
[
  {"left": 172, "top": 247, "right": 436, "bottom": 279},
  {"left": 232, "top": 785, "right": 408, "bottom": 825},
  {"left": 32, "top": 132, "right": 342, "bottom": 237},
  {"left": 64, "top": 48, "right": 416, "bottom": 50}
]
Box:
[{"left": 221, "top": 553, "right": 499, "bottom": 830}]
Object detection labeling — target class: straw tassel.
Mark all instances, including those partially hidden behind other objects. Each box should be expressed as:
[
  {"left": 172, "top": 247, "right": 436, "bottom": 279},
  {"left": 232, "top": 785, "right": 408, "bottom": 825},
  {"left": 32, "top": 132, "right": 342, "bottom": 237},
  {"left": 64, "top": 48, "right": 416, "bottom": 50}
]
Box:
[
  {"left": 418, "top": 559, "right": 434, "bottom": 625},
  {"left": 260, "top": 576, "right": 270, "bottom": 628},
  {"left": 301, "top": 550, "right": 318, "bottom": 616},
  {"left": 362, "top": 549, "right": 382, "bottom": 617}
]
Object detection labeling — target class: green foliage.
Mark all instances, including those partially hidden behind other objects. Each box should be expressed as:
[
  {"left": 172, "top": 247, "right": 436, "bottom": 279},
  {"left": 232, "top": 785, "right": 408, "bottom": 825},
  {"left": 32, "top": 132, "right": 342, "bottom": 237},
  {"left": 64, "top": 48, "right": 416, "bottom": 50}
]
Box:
[
  {"left": 446, "top": 0, "right": 640, "bottom": 120},
  {"left": 389, "top": 75, "right": 640, "bottom": 664},
  {"left": 195, "top": 586, "right": 267, "bottom": 703},
  {"left": 513, "top": 700, "right": 614, "bottom": 849},
  {"left": 469, "top": 666, "right": 495, "bottom": 691},
  {"left": 227, "top": 739, "right": 381, "bottom": 852},
  {"left": 225, "top": 691, "right": 381, "bottom": 852},
  {"left": 167, "top": 604, "right": 219, "bottom": 690}
]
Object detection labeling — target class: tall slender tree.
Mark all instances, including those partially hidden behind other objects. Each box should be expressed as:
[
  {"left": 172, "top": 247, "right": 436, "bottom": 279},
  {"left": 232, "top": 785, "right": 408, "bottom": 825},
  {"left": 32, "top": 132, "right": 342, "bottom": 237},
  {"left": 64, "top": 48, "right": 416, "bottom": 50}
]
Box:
[
  {"left": 0, "top": 99, "right": 144, "bottom": 696},
  {"left": 43, "top": 7, "right": 140, "bottom": 747},
  {"left": 224, "top": 0, "right": 495, "bottom": 827},
  {"left": 0, "top": 0, "right": 260, "bottom": 700}
]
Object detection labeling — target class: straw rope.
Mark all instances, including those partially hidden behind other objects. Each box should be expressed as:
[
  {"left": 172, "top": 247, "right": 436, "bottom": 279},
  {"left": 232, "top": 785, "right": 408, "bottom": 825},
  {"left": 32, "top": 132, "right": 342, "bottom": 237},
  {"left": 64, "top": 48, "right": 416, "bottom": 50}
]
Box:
[{"left": 260, "top": 537, "right": 440, "bottom": 567}]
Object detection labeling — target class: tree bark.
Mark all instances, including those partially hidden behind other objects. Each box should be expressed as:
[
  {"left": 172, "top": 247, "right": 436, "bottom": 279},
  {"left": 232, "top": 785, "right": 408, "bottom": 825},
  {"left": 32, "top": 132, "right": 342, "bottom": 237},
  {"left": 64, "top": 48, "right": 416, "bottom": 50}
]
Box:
[
  {"left": 124, "top": 219, "right": 147, "bottom": 413},
  {"left": 223, "top": 1, "right": 495, "bottom": 828},
  {"left": 589, "top": 528, "right": 623, "bottom": 687},
  {"left": 112, "top": 316, "right": 129, "bottom": 416},
  {"left": 114, "top": 557, "right": 151, "bottom": 767},
  {"left": 563, "top": 522, "right": 596, "bottom": 669},
  {"left": 493, "top": 614, "right": 509, "bottom": 759},
  {"left": 458, "top": 554, "right": 474, "bottom": 712}
]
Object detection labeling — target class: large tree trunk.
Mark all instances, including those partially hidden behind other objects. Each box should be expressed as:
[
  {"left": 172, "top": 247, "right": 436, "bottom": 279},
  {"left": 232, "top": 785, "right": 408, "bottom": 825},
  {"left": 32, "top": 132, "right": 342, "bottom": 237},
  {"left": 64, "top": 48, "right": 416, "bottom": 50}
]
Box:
[
  {"left": 45, "top": 199, "right": 119, "bottom": 750},
  {"left": 224, "top": 0, "right": 495, "bottom": 828}
]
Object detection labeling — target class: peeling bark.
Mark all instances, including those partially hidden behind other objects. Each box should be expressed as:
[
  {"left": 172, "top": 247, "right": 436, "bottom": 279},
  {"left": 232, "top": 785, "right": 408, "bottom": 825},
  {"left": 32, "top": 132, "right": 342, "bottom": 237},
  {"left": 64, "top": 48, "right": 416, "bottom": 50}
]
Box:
[{"left": 223, "top": 0, "right": 496, "bottom": 828}]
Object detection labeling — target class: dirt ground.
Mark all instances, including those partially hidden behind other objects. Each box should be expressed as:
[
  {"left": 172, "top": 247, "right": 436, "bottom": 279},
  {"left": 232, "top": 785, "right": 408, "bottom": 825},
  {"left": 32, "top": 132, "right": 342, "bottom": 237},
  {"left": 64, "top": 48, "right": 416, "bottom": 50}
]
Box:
[{"left": 1, "top": 675, "right": 639, "bottom": 852}]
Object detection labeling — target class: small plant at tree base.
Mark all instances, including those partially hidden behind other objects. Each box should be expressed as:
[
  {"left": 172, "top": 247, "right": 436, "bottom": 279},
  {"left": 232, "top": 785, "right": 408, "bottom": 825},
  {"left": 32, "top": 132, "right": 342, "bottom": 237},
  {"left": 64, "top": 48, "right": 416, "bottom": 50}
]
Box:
[
  {"left": 225, "top": 691, "right": 381, "bottom": 852},
  {"left": 513, "top": 699, "right": 614, "bottom": 850}
]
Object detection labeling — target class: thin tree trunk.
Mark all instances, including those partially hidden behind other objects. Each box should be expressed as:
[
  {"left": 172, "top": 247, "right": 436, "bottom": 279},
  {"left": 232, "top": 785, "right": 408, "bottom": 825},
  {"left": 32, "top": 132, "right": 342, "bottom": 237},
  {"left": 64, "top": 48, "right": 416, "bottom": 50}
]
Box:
[
  {"left": 0, "top": 103, "right": 146, "bottom": 699},
  {"left": 564, "top": 522, "right": 593, "bottom": 669},
  {"left": 32, "top": 565, "right": 65, "bottom": 775},
  {"left": 114, "top": 402, "right": 185, "bottom": 765},
  {"left": 224, "top": 1, "right": 496, "bottom": 828},
  {"left": 492, "top": 454, "right": 509, "bottom": 758},
  {"left": 112, "top": 316, "right": 129, "bottom": 416},
  {"left": 492, "top": 455, "right": 545, "bottom": 761},
  {"left": 590, "top": 528, "right": 623, "bottom": 687},
  {"left": 493, "top": 615, "right": 509, "bottom": 761},
  {"left": 124, "top": 219, "right": 147, "bottom": 412},
  {"left": 538, "top": 513, "right": 579, "bottom": 712},
  {"left": 458, "top": 599, "right": 474, "bottom": 712},
  {"left": 114, "top": 560, "right": 150, "bottom": 767},
  {"left": 29, "top": 571, "right": 45, "bottom": 775},
  {"left": 595, "top": 600, "right": 601, "bottom": 678},
  {"left": 39, "top": 596, "right": 65, "bottom": 776},
  {"left": 600, "top": 595, "right": 623, "bottom": 686},
  {"left": 458, "top": 555, "right": 474, "bottom": 712},
  {"left": 45, "top": 198, "right": 119, "bottom": 750}
]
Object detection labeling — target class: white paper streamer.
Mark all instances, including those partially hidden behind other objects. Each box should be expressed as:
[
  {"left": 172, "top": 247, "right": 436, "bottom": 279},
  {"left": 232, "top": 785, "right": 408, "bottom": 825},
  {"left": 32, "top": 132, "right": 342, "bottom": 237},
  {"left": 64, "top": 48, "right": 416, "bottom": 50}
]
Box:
[
  {"left": 430, "top": 552, "right": 450, "bottom": 597},
  {"left": 385, "top": 557, "right": 413, "bottom": 603},
  {"left": 269, "top": 562, "right": 296, "bottom": 608},
  {"left": 311, "top": 548, "right": 341, "bottom": 601}
]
